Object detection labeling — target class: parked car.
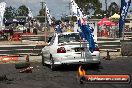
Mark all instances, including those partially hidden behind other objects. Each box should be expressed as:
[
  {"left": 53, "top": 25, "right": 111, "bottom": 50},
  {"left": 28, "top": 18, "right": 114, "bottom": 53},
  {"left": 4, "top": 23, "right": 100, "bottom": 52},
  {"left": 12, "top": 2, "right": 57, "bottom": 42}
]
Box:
[{"left": 41, "top": 32, "right": 100, "bottom": 70}]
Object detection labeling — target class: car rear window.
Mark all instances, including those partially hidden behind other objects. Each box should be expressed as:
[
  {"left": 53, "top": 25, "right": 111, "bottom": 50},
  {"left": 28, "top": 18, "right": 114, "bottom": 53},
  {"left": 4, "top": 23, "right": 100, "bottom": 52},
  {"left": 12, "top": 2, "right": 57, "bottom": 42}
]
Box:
[{"left": 58, "top": 33, "right": 80, "bottom": 43}]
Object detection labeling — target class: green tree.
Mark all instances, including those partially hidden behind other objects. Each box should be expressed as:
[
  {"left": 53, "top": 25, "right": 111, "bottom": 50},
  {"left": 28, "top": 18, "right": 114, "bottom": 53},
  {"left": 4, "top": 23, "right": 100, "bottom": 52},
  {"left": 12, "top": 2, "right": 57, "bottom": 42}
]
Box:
[
  {"left": 108, "top": 2, "right": 120, "bottom": 17},
  {"left": 17, "top": 5, "right": 29, "bottom": 16},
  {"left": 38, "top": 8, "right": 46, "bottom": 16},
  {"left": 4, "top": 6, "right": 17, "bottom": 19},
  {"left": 90, "top": 9, "right": 108, "bottom": 19},
  {"left": 75, "top": 0, "right": 102, "bottom": 15},
  {"left": 129, "top": 9, "right": 132, "bottom": 12},
  {"left": 37, "top": 8, "right": 47, "bottom": 22}
]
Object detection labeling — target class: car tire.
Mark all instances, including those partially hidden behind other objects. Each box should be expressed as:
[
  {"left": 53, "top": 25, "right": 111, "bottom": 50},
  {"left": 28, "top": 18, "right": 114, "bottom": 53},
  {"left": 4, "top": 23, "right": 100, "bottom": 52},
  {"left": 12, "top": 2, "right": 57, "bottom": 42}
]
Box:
[
  {"left": 50, "top": 55, "right": 56, "bottom": 71},
  {"left": 15, "top": 62, "right": 30, "bottom": 69},
  {"left": 42, "top": 55, "right": 46, "bottom": 66}
]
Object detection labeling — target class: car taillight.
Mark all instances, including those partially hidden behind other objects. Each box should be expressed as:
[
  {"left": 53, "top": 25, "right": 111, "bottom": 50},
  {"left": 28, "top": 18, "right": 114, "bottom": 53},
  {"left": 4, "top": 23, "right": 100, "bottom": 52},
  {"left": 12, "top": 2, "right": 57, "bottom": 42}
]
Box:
[
  {"left": 94, "top": 48, "right": 99, "bottom": 51},
  {"left": 57, "top": 47, "right": 66, "bottom": 53}
]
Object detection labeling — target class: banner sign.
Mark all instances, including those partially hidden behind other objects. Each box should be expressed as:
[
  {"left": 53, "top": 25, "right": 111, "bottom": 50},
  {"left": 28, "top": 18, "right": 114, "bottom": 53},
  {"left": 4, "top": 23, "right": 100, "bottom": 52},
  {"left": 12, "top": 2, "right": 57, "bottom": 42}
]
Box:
[
  {"left": 28, "top": 7, "right": 33, "bottom": 18},
  {"left": 119, "top": 0, "right": 131, "bottom": 37},
  {"left": 70, "top": 0, "right": 79, "bottom": 16},
  {"left": 70, "top": 0, "right": 96, "bottom": 52},
  {"left": 88, "top": 22, "right": 97, "bottom": 42},
  {"left": 0, "top": 2, "right": 6, "bottom": 26},
  {"left": 45, "top": 4, "right": 52, "bottom": 25}
]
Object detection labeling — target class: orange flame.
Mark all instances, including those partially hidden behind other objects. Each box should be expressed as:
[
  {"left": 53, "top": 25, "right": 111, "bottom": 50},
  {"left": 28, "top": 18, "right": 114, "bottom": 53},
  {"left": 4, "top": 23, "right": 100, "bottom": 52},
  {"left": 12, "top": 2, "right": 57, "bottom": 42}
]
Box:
[{"left": 78, "top": 65, "right": 86, "bottom": 76}]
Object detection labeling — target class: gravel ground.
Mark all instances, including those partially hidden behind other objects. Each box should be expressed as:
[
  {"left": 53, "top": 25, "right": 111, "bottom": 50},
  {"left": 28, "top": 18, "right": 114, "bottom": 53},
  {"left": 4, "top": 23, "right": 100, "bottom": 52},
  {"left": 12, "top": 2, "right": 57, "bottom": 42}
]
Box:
[
  {"left": 0, "top": 57, "right": 132, "bottom": 88},
  {"left": 0, "top": 39, "right": 131, "bottom": 88}
]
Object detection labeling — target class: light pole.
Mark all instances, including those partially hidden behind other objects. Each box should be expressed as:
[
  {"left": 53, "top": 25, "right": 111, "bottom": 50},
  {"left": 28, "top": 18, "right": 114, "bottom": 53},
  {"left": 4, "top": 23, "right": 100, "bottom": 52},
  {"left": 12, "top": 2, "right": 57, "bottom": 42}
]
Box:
[
  {"left": 105, "top": 0, "right": 108, "bottom": 16},
  {"left": 44, "top": 2, "right": 47, "bottom": 43},
  {"left": 40, "top": 2, "right": 47, "bottom": 43},
  {"left": 66, "top": 0, "right": 71, "bottom": 15}
]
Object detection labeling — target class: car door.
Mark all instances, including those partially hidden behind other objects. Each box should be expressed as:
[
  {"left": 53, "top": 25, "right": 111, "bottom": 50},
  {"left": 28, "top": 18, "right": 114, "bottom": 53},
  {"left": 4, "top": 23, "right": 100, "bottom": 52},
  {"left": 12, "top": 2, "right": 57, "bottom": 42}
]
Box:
[
  {"left": 42, "top": 36, "right": 52, "bottom": 61},
  {"left": 46, "top": 35, "right": 56, "bottom": 62},
  {"left": 43, "top": 45, "right": 50, "bottom": 61}
]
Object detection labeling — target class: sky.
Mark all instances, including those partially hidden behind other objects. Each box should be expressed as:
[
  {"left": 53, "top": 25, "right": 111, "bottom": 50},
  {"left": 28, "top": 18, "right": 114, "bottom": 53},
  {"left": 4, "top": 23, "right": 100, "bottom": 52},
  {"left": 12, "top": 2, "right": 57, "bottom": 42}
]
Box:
[{"left": 0, "top": 0, "right": 132, "bottom": 19}]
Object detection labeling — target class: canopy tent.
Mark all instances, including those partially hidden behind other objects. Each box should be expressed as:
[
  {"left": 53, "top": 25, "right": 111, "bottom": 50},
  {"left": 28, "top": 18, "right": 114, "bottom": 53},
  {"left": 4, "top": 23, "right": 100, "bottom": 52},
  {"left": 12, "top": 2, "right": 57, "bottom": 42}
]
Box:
[
  {"left": 109, "top": 13, "right": 120, "bottom": 19},
  {"left": 109, "top": 22, "right": 117, "bottom": 26},
  {"left": 97, "top": 17, "right": 116, "bottom": 26}
]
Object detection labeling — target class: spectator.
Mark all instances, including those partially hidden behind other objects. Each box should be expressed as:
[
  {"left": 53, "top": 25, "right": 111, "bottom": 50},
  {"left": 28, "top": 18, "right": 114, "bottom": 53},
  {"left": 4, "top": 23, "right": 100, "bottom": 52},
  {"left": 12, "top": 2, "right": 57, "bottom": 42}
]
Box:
[
  {"left": 33, "top": 27, "right": 38, "bottom": 35},
  {"left": 55, "top": 24, "right": 62, "bottom": 33}
]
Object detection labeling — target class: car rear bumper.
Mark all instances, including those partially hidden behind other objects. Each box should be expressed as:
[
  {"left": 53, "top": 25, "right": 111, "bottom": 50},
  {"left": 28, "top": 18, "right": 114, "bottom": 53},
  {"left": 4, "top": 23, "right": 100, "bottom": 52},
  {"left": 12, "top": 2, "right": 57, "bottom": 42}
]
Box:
[
  {"left": 53, "top": 58, "right": 101, "bottom": 65},
  {"left": 52, "top": 52, "right": 100, "bottom": 65}
]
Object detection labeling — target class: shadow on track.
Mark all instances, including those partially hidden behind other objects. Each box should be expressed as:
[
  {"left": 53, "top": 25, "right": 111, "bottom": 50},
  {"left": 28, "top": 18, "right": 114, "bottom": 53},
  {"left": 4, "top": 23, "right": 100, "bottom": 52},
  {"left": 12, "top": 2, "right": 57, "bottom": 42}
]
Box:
[{"left": 44, "top": 64, "right": 103, "bottom": 72}]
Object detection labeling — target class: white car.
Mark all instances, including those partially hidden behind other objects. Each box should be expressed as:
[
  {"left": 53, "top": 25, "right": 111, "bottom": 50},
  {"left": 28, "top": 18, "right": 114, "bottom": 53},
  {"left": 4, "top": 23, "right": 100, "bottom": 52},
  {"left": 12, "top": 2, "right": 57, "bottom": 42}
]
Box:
[{"left": 41, "top": 32, "right": 100, "bottom": 70}]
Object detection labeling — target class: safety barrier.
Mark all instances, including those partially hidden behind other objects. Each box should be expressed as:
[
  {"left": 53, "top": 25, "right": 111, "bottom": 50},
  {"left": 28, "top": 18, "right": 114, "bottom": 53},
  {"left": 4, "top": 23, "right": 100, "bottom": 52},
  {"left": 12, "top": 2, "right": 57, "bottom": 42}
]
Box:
[
  {"left": 0, "top": 44, "right": 45, "bottom": 56},
  {"left": 21, "top": 34, "right": 49, "bottom": 42}
]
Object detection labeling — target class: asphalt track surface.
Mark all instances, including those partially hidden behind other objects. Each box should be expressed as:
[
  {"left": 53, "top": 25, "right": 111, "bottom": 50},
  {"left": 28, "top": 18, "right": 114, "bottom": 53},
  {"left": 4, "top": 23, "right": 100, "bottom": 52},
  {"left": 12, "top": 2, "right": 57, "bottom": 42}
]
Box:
[{"left": 0, "top": 57, "right": 132, "bottom": 88}]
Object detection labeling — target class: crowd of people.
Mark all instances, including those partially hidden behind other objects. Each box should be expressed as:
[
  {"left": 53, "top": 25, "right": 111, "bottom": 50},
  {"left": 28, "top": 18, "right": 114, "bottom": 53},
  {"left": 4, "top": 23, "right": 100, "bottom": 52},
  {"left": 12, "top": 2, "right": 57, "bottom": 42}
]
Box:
[
  {"left": 125, "top": 26, "right": 132, "bottom": 32},
  {"left": 97, "top": 25, "right": 132, "bottom": 38},
  {"left": 54, "top": 21, "right": 74, "bottom": 33}
]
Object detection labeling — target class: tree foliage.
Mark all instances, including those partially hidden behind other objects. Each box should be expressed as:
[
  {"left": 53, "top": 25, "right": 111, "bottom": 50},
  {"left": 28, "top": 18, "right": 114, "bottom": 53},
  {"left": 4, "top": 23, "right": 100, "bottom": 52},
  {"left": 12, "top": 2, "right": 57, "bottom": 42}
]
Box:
[
  {"left": 38, "top": 8, "right": 46, "bottom": 16},
  {"left": 37, "top": 8, "right": 46, "bottom": 22},
  {"left": 4, "top": 6, "right": 17, "bottom": 19},
  {"left": 108, "top": 2, "right": 120, "bottom": 17},
  {"left": 17, "top": 5, "right": 29, "bottom": 16},
  {"left": 74, "top": 0, "right": 121, "bottom": 19},
  {"left": 129, "top": 9, "right": 132, "bottom": 12},
  {"left": 75, "top": 0, "right": 102, "bottom": 15}
]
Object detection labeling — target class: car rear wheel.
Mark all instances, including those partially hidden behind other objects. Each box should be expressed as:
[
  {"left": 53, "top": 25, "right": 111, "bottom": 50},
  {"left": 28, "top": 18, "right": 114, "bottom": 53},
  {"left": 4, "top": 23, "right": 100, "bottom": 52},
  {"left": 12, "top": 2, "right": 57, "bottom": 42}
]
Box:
[
  {"left": 42, "top": 55, "right": 46, "bottom": 66},
  {"left": 50, "top": 55, "right": 56, "bottom": 71}
]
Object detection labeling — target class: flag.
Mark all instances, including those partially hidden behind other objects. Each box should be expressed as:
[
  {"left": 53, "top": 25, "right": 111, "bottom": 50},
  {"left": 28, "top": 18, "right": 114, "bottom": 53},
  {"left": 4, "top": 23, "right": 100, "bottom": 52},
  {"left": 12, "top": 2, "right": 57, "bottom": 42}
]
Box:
[
  {"left": 80, "top": 25, "right": 95, "bottom": 52},
  {"left": 77, "top": 8, "right": 86, "bottom": 26},
  {"left": 0, "top": 2, "right": 6, "bottom": 26},
  {"left": 70, "top": 0, "right": 95, "bottom": 52},
  {"left": 119, "top": 0, "right": 131, "bottom": 37},
  {"left": 70, "top": 0, "right": 79, "bottom": 15},
  {"left": 70, "top": 0, "right": 85, "bottom": 25},
  {"left": 45, "top": 4, "right": 52, "bottom": 25},
  {"left": 28, "top": 7, "right": 33, "bottom": 18}
]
